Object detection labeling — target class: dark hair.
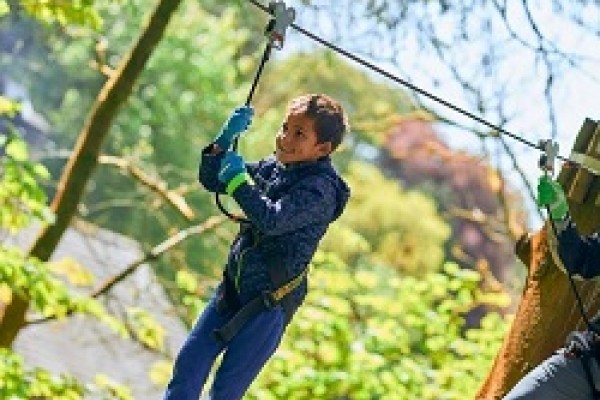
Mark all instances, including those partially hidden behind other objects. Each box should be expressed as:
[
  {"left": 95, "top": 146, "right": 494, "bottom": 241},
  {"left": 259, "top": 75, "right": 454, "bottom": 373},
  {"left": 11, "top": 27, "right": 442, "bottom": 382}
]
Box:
[{"left": 288, "top": 94, "right": 348, "bottom": 151}]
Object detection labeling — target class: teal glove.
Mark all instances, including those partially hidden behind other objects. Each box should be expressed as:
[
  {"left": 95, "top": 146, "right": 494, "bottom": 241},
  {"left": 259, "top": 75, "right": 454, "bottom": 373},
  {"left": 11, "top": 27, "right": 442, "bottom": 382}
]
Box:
[
  {"left": 218, "top": 151, "right": 252, "bottom": 195},
  {"left": 214, "top": 106, "right": 254, "bottom": 150},
  {"left": 537, "top": 175, "right": 568, "bottom": 221}
]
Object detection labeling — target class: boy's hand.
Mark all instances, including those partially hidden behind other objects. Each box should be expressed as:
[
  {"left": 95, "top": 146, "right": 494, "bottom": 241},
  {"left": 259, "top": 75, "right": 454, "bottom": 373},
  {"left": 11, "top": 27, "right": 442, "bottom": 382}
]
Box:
[
  {"left": 213, "top": 106, "right": 254, "bottom": 151},
  {"left": 537, "top": 175, "right": 568, "bottom": 221},
  {"left": 218, "top": 151, "right": 251, "bottom": 195}
]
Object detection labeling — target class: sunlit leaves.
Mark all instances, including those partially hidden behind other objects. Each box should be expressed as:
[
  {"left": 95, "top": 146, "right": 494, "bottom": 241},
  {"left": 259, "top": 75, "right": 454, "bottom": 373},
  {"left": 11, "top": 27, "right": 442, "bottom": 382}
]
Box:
[
  {"left": 247, "top": 252, "right": 509, "bottom": 399},
  {"left": 18, "top": 0, "right": 102, "bottom": 29},
  {"left": 92, "top": 374, "right": 133, "bottom": 400},
  {"left": 149, "top": 360, "right": 172, "bottom": 387},
  {"left": 0, "top": 1, "right": 8, "bottom": 16},
  {"left": 0, "top": 349, "right": 138, "bottom": 399},
  {"left": 126, "top": 307, "right": 166, "bottom": 351},
  {"left": 321, "top": 161, "right": 451, "bottom": 274},
  {"left": 0, "top": 134, "right": 54, "bottom": 232},
  {"left": 0, "top": 246, "right": 124, "bottom": 334},
  {"left": 48, "top": 257, "right": 96, "bottom": 287},
  {"left": 0, "top": 96, "right": 20, "bottom": 117},
  {"left": 0, "top": 131, "right": 128, "bottom": 342},
  {"left": 0, "top": 349, "right": 83, "bottom": 399},
  {"left": 176, "top": 268, "right": 207, "bottom": 322}
]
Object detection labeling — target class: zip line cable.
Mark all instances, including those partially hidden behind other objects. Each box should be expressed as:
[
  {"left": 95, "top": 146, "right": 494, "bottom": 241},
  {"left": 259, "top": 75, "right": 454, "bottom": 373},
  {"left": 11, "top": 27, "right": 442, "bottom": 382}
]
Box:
[
  {"left": 247, "top": 0, "right": 597, "bottom": 175},
  {"left": 547, "top": 207, "right": 598, "bottom": 333},
  {"left": 238, "top": 1, "right": 600, "bottom": 331}
]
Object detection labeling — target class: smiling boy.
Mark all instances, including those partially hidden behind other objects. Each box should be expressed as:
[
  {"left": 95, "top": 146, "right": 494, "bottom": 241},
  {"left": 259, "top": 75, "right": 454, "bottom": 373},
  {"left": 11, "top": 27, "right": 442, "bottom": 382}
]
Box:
[{"left": 164, "top": 94, "right": 350, "bottom": 400}]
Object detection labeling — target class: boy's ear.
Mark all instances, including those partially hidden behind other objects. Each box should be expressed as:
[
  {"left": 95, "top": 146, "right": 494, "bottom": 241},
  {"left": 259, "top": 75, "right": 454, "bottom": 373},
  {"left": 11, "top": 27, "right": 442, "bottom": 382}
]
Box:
[{"left": 316, "top": 141, "right": 332, "bottom": 156}]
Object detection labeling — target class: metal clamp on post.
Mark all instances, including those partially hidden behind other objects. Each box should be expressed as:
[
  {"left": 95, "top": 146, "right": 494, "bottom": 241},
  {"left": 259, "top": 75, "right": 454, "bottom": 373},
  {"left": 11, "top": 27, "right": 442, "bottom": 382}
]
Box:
[
  {"left": 265, "top": 1, "right": 295, "bottom": 50},
  {"left": 539, "top": 139, "right": 559, "bottom": 175}
]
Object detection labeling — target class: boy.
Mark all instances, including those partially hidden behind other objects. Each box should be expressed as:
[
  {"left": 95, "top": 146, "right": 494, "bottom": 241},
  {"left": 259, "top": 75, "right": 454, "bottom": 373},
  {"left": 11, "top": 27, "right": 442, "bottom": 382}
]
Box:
[
  {"left": 164, "top": 94, "right": 350, "bottom": 400},
  {"left": 503, "top": 176, "right": 600, "bottom": 399}
]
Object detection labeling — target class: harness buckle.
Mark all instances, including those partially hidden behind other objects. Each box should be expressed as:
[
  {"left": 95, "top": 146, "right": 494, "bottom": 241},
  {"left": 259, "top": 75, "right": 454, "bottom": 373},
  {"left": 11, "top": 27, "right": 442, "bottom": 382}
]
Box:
[
  {"left": 261, "top": 290, "right": 278, "bottom": 309},
  {"left": 265, "top": 1, "right": 295, "bottom": 50}
]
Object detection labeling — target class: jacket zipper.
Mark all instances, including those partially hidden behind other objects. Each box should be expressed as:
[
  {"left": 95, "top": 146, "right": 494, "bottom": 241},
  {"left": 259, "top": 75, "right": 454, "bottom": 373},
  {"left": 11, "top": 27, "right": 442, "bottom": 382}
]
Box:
[{"left": 235, "top": 230, "right": 261, "bottom": 292}]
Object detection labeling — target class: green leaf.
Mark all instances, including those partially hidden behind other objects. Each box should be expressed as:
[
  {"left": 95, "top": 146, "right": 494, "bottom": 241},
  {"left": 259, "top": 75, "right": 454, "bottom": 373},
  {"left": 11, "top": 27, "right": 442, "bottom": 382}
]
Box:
[
  {"left": 0, "top": 1, "right": 9, "bottom": 17},
  {"left": 5, "top": 139, "right": 28, "bottom": 161}
]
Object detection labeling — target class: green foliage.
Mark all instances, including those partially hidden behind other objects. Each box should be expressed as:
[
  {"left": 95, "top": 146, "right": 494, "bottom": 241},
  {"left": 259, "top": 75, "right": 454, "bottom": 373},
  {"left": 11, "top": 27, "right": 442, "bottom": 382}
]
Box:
[
  {"left": 0, "top": 133, "right": 54, "bottom": 231},
  {"left": 247, "top": 252, "right": 509, "bottom": 400},
  {"left": 0, "top": 96, "right": 20, "bottom": 117},
  {"left": 321, "top": 161, "right": 450, "bottom": 275},
  {"left": 0, "top": 349, "right": 83, "bottom": 399},
  {"left": 16, "top": 0, "right": 102, "bottom": 29},
  {"left": 0, "top": 349, "right": 135, "bottom": 400},
  {"left": 92, "top": 374, "right": 134, "bottom": 400},
  {"left": 0, "top": 245, "right": 121, "bottom": 335},
  {"left": 126, "top": 307, "right": 166, "bottom": 351},
  {"left": 0, "top": 135, "right": 126, "bottom": 331},
  {"left": 2, "top": 4, "right": 513, "bottom": 398},
  {"left": 23, "top": 1, "right": 257, "bottom": 281},
  {"left": 176, "top": 269, "right": 208, "bottom": 322},
  {"left": 0, "top": 136, "right": 135, "bottom": 397}
]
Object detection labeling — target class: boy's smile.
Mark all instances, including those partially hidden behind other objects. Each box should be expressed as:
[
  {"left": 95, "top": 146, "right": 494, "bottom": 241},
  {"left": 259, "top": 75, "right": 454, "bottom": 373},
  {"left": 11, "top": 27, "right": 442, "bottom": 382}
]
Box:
[{"left": 275, "top": 112, "right": 331, "bottom": 164}]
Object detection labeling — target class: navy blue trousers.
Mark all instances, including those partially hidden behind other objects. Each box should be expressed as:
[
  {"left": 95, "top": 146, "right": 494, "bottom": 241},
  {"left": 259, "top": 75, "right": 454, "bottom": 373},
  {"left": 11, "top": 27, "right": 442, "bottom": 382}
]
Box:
[{"left": 164, "top": 294, "right": 285, "bottom": 400}]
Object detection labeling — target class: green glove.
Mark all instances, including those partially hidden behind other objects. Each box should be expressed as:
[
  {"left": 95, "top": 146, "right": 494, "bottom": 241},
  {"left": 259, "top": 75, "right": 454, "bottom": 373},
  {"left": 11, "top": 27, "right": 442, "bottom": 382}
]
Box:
[
  {"left": 213, "top": 106, "right": 253, "bottom": 151},
  {"left": 218, "top": 151, "right": 252, "bottom": 195},
  {"left": 537, "top": 175, "right": 568, "bottom": 221}
]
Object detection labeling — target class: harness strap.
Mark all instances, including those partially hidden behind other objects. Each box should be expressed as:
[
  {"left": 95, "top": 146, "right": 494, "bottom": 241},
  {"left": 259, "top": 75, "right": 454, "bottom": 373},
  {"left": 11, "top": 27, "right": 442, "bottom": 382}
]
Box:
[
  {"left": 212, "top": 268, "right": 308, "bottom": 344},
  {"left": 566, "top": 331, "right": 600, "bottom": 399},
  {"left": 579, "top": 350, "right": 600, "bottom": 399}
]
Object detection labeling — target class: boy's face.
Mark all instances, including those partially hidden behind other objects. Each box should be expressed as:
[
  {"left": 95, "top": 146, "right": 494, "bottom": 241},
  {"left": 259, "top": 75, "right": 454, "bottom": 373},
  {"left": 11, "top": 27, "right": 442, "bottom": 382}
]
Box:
[{"left": 275, "top": 111, "right": 332, "bottom": 164}]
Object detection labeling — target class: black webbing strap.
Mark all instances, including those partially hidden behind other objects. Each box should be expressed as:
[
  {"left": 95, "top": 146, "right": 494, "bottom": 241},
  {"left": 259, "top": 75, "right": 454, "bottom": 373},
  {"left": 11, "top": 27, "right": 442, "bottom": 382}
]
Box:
[
  {"left": 212, "top": 291, "right": 274, "bottom": 344},
  {"left": 212, "top": 268, "right": 307, "bottom": 344},
  {"left": 579, "top": 350, "right": 600, "bottom": 399},
  {"left": 566, "top": 330, "right": 600, "bottom": 399}
]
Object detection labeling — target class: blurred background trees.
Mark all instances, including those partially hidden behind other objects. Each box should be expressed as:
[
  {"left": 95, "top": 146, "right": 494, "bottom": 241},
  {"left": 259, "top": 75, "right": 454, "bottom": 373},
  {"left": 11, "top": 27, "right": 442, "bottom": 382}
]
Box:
[{"left": 1, "top": 0, "right": 598, "bottom": 398}]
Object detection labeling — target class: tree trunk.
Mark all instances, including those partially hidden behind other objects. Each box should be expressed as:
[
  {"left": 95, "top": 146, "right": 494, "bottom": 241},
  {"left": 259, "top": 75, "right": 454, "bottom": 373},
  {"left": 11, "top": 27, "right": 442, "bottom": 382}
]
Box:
[
  {"left": 477, "top": 119, "right": 600, "bottom": 399},
  {"left": 0, "top": 0, "right": 183, "bottom": 348}
]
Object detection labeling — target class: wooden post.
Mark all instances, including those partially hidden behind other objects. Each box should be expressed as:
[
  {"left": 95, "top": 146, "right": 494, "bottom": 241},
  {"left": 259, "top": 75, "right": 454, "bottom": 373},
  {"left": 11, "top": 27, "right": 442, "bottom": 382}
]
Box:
[{"left": 477, "top": 119, "right": 600, "bottom": 399}]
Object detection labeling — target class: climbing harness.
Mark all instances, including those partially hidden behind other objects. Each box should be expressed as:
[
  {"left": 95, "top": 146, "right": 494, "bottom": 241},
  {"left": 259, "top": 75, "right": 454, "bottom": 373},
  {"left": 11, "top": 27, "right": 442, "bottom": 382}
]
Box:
[
  {"left": 215, "top": 0, "right": 295, "bottom": 224},
  {"left": 212, "top": 264, "right": 308, "bottom": 344}
]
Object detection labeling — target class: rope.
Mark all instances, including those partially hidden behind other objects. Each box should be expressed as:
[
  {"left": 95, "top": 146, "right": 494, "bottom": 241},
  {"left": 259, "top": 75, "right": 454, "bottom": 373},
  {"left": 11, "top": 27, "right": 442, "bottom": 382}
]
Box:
[
  {"left": 246, "top": 0, "right": 598, "bottom": 176},
  {"left": 214, "top": 28, "right": 275, "bottom": 224},
  {"left": 546, "top": 210, "right": 598, "bottom": 334}
]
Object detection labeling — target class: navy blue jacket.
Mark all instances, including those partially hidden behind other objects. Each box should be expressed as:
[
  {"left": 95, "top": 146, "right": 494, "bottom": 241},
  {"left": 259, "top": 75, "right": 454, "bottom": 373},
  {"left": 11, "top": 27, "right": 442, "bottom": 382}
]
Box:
[
  {"left": 557, "top": 219, "right": 600, "bottom": 279},
  {"left": 199, "top": 146, "right": 350, "bottom": 306}
]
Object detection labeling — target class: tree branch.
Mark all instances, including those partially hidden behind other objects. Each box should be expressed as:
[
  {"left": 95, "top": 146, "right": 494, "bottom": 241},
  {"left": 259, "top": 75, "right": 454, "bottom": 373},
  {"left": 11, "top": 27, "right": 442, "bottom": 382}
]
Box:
[{"left": 27, "top": 215, "right": 225, "bottom": 325}]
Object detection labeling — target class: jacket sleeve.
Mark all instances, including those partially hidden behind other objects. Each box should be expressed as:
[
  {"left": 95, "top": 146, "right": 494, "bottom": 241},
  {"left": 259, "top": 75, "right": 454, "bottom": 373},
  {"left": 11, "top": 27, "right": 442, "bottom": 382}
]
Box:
[
  {"left": 197, "top": 145, "right": 260, "bottom": 194},
  {"left": 198, "top": 145, "right": 226, "bottom": 193},
  {"left": 231, "top": 176, "right": 337, "bottom": 236},
  {"left": 557, "top": 219, "right": 600, "bottom": 279}
]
